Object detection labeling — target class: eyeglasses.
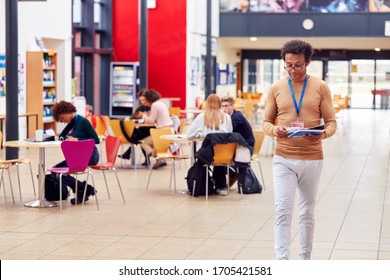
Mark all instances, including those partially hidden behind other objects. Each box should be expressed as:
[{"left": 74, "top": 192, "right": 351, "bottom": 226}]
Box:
[{"left": 284, "top": 65, "right": 305, "bottom": 71}]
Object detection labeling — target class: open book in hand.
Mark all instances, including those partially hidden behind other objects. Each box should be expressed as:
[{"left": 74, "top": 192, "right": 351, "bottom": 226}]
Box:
[{"left": 286, "top": 125, "right": 324, "bottom": 139}]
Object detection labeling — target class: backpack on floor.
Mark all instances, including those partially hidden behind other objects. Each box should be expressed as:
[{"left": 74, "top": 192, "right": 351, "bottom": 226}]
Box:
[
  {"left": 45, "top": 173, "right": 69, "bottom": 201},
  {"left": 186, "top": 160, "right": 215, "bottom": 197},
  {"left": 241, "top": 167, "right": 262, "bottom": 194}
]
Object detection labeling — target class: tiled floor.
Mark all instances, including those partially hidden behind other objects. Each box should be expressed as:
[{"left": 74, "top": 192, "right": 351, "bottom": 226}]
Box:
[{"left": 0, "top": 109, "right": 389, "bottom": 260}]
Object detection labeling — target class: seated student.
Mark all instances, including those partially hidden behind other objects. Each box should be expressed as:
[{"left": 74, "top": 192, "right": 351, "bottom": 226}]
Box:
[
  {"left": 52, "top": 100, "right": 99, "bottom": 205},
  {"left": 186, "top": 94, "right": 233, "bottom": 195},
  {"left": 221, "top": 96, "right": 255, "bottom": 187},
  {"left": 137, "top": 89, "right": 173, "bottom": 169},
  {"left": 118, "top": 89, "right": 150, "bottom": 166}
]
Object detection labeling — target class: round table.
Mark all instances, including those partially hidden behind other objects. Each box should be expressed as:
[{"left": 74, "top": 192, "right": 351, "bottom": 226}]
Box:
[{"left": 3, "top": 140, "right": 61, "bottom": 208}]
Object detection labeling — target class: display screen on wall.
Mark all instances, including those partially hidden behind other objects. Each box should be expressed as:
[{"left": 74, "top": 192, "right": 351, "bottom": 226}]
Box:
[
  {"left": 0, "top": 54, "right": 5, "bottom": 97},
  {"left": 220, "top": 0, "right": 373, "bottom": 13}
]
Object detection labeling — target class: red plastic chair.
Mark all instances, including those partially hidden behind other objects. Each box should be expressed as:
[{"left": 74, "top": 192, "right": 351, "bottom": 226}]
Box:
[
  {"left": 47, "top": 139, "right": 98, "bottom": 212},
  {"left": 89, "top": 135, "right": 125, "bottom": 204}
]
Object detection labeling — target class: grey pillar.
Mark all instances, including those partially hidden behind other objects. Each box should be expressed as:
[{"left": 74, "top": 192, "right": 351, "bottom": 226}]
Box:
[
  {"left": 205, "top": 0, "right": 212, "bottom": 99},
  {"left": 5, "top": 0, "right": 19, "bottom": 159},
  {"left": 139, "top": 0, "right": 148, "bottom": 90}
]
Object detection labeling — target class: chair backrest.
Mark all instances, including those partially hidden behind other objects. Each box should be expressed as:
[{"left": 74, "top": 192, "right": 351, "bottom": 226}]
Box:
[
  {"left": 150, "top": 128, "right": 173, "bottom": 156},
  {"left": 213, "top": 143, "right": 237, "bottom": 165},
  {"left": 250, "top": 93, "right": 262, "bottom": 100},
  {"left": 178, "top": 118, "right": 186, "bottom": 134},
  {"left": 61, "top": 139, "right": 95, "bottom": 173},
  {"left": 168, "top": 107, "right": 180, "bottom": 116},
  {"left": 105, "top": 135, "right": 122, "bottom": 166},
  {"left": 88, "top": 115, "right": 110, "bottom": 136},
  {"left": 109, "top": 119, "right": 135, "bottom": 144},
  {"left": 252, "top": 130, "right": 265, "bottom": 159}
]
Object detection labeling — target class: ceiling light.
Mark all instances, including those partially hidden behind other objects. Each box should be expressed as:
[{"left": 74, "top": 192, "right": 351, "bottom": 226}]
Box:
[
  {"left": 302, "top": 19, "right": 314, "bottom": 30},
  {"left": 250, "top": 37, "right": 257, "bottom": 42},
  {"left": 374, "top": 48, "right": 381, "bottom": 52}
]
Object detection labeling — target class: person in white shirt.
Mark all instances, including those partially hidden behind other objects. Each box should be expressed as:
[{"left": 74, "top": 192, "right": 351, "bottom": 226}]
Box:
[
  {"left": 186, "top": 94, "right": 232, "bottom": 138},
  {"left": 137, "top": 89, "right": 173, "bottom": 169},
  {"left": 186, "top": 94, "right": 233, "bottom": 195}
]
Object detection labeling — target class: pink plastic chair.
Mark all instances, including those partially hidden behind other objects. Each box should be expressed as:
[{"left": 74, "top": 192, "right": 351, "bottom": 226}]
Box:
[
  {"left": 47, "top": 139, "right": 98, "bottom": 212},
  {"left": 89, "top": 135, "right": 125, "bottom": 204}
]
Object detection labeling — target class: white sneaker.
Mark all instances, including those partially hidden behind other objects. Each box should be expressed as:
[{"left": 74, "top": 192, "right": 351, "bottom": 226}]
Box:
[{"left": 216, "top": 188, "right": 228, "bottom": 196}]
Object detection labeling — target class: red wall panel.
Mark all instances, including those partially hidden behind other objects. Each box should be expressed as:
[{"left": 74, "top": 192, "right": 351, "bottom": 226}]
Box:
[{"left": 113, "top": 0, "right": 187, "bottom": 108}]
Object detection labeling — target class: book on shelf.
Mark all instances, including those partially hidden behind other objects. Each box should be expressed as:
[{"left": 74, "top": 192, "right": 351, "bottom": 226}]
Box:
[{"left": 286, "top": 125, "right": 325, "bottom": 139}]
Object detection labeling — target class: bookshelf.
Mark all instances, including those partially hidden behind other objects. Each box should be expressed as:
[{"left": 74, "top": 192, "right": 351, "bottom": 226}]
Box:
[{"left": 26, "top": 51, "right": 57, "bottom": 137}]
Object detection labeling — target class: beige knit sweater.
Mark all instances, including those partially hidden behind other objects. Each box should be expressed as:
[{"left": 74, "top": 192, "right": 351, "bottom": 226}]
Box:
[{"left": 263, "top": 75, "right": 337, "bottom": 160}]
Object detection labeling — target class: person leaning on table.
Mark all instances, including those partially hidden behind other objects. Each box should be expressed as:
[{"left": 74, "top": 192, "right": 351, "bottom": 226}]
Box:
[
  {"left": 118, "top": 88, "right": 150, "bottom": 166},
  {"left": 52, "top": 100, "right": 100, "bottom": 205},
  {"left": 137, "top": 89, "right": 173, "bottom": 169},
  {"left": 186, "top": 94, "right": 233, "bottom": 196},
  {"left": 221, "top": 95, "right": 255, "bottom": 188},
  {"left": 262, "top": 39, "right": 336, "bottom": 260}
]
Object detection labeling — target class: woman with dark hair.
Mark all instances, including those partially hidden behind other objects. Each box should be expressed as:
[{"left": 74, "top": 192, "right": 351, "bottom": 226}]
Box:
[
  {"left": 137, "top": 89, "right": 173, "bottom": 169},
  {"left": 118, "top": 88, "right": 150, "bottom": 163},
  {"left": 52, "top": 100, "right": 100, "bottom": 204}
]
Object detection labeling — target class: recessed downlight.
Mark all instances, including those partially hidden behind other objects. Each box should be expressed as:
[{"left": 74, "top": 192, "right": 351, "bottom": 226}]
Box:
[
  {"left": 250, "top": 37, "right": 257, "bottom": 42},
  {"left": 302, "top": 19, "right": 314, "bottom": 30}
]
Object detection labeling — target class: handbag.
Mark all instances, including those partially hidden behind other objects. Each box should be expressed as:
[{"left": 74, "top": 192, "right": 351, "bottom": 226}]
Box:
[{"left": 241, "top": 166, "right": 262, "bottom": 194}]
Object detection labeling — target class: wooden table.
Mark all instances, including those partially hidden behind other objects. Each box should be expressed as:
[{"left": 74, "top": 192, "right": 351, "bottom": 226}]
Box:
[
  {"left": 119, "top": 122, "right": 155, "bottom": 169},
  {"left": 0, "top": 112, "right": 39, "bottom": 139},
  {"left": 3, "top": 140, "right": 61, "bottom": 208},
  {"left": 160, "top": 134, "right": 203, "bottom": 165}
]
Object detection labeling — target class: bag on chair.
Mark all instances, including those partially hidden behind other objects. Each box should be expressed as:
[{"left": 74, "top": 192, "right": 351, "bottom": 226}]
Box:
[
  {"left": 241, "top": 167, "right": 262, "bottom": 194},
  {"left": 44, "top": 173, "right": 69, "bottom": 201},
  {"left": 186, "top": 160, "right": 214, "bottom": 197}
]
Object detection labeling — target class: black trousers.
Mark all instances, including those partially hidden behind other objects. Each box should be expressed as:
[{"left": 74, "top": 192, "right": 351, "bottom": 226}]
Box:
[{"left": 53, "top": 147, "right": 99, "bottom": 193}]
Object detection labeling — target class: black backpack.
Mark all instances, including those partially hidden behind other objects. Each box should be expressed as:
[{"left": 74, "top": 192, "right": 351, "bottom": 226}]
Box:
[
  {"left": 186, "top": 160, "right": 215, "bottom": 197},
  {"left": 45, "top": 173, "right": 69, "bottom": 201},
  {"left": 240, "top": 167, "right": 262, "bottom": 194}
]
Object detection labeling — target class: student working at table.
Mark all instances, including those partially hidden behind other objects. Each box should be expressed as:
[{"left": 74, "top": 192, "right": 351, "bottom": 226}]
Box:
[
  {"left": 137, "top": 89, "right": 174, "bottom": 169},
  {"left": 52, "top": 100, "right": 99, "bottom": 205},
  {"left": 118, "top": 88, "right": 150, "bottom": 166},
  {"left": 186, "top": 94, "right": 233, "bottom": 195}
]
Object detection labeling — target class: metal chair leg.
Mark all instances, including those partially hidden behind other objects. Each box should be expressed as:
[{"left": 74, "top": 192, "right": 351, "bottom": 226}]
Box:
[
  {"left": 89, "top": 172, "right": 99, "bottom": 211},
  {"left": 257, "top": 160, "right": 266, "bottom": 191},
  {"left": 173, "top": 160, "right": 177, "bottom": 193},
  {"left": 59, "top": 174, "right": 63, "bottom": 212},
  {"left": 28, "top": 162, "right": 36, "bottom": 197},
  {"left": 16, "top": 164, "right": 22, "bottom": 202},
  {"left": 146, "top": 159, "right": 154, "bottom": 190},
  {"left": 205, "top": 165, "right": 209, "bottom": 201},
  {"left": 102, "top": 170, "right": 110, "bottom": 198},
  {"left": 7, "top": 169, "right": 15, "bottom": 204},
  {"left": 112, "top": 167, "right": 126, "bottom": 204},
  {"left": 1, "top": 170, "right": 8, "bottom": 208}
]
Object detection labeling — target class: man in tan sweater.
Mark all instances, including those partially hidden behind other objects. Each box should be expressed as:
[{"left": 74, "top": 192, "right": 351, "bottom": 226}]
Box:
[{"left": 263, "top": 40, "right": 336, "bottom": 260}]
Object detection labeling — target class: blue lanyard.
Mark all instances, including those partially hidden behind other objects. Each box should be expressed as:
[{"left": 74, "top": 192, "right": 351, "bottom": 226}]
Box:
[
  {"left": 71, "top": 114, "right": 79, "bottom": 137},
  {"left": 288, "top": 75, "right": 308, "bottom": 120}
]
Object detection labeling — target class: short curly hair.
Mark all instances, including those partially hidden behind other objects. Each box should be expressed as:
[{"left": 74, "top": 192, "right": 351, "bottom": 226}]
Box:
[
  {"left": 281, "top": 40, "right": 314, "bottom": 62},
  {"left": 143, "top": 89, "right": 161, "bottom": 103},
  {"left": 52, "top": 100, "right": 76, "bottom": 122}
]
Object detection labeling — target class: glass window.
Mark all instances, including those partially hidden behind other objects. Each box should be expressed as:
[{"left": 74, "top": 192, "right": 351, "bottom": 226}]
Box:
[
  {"left": 350, "top": 59, "right": 375, "bottom": 108},
  {"left": 242, "top": 58, "right": 283, "bottom": 94},
  {"left": 307, "top": 61, "right": 323, "bottom": 79},
  {"left": 94, "top": 1, "right": 102, "bottom": 26},
  {"left": 327, "top": 61, "right": 349, "bottom": 98},
  {"left": 73, "top": 0, "right": 82, "bottom": 24}
]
